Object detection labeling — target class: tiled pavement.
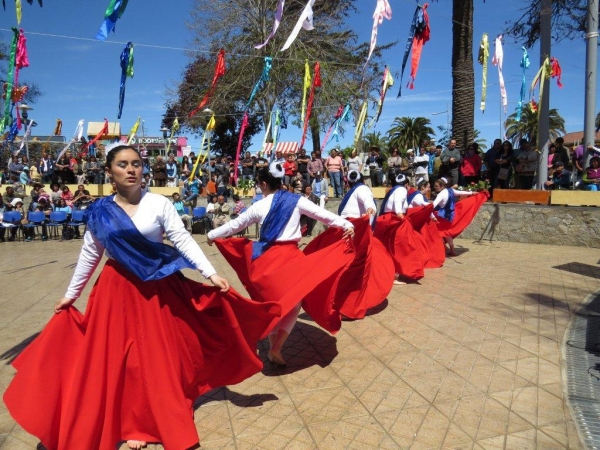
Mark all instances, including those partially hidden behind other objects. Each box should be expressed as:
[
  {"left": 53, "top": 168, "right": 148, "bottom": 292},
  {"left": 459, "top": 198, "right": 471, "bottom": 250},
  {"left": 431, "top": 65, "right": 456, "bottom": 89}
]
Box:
[{"left": 0, "top": 236, "right": 598, "bottom": 449}]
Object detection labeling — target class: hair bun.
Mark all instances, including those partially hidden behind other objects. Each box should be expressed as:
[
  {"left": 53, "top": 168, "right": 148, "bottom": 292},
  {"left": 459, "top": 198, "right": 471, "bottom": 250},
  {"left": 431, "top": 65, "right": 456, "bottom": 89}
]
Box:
[
  {"left": 395, "top": 174, "right": 407, "bottom": 184},
  {"left": 269, "top": 161, "right": 285, "bottom": 178},
  {"left": 347, "top": 170, "right": 360, "bottom": 183}
]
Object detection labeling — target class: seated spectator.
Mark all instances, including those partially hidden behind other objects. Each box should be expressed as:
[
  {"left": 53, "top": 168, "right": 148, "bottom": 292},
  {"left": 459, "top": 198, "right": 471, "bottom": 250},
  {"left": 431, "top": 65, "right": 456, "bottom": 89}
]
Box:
[
  {"left": 38, "top": 188, "right": 51, "bottom": 204},
  {"left": 7, "top": 198, "right": 27, "bottom": 241},
  {"left": 291, "top": 171, "right": 307, "bottom": 194},
  {"left": 544, "top": 161, "right": 572, "bottom": 190},
  {"left": 4, "top": 186, "right": 16, "bottom": 205},
  {"left": 11, "top": 176, "right": 26, "bottom": 197},
  {"left": 311, "top": 171, "right": 329, "bottom": 208},
  {"left": 212, "top": 194, "right": 230, "bottom": 227},
  {"left": 72, "top": 184, "right": 93, "bottom": 209},
  {"left": 231, "top": 194, "right": 245, "bottom": 217},
  {"left": 582, "top": 156, "right": 600, "bottom": 191},
  {"left": 183, "top": 175, "right": 202, "bottom": 207},
  {"left": 61, "top": 185, "right": 74, "bottom": 207},
  {"left": 206, "top": 174, "right": 217, "bottom": 197},
  {"left": 35, "top": 197, "right": 53, "bottom": 241},
  {"left": 29, "top": 182, "right": 44, "bottom": 211},
  {"left": 49, "top": 183, "right": 62, "bottom": 206},
  {"left": 172, "top": 192, "right": 192, "bottom": 231},
  {"left": 140, "top": 181, "right": 149, "bottom": 194},
  {"left": 55, "top": 198, "right": 78, "bottom": 240}
]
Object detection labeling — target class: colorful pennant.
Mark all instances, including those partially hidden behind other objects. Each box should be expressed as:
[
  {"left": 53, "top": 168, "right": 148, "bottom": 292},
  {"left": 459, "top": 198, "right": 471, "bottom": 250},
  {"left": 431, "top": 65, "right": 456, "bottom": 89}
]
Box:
[
  {"left": 117, "top": 42, "right": 134, "bottom": 119},
  {"left": 301, "top": 60, "right": 311, "bottom": 121},
  {"left": 255, "top": 0, "right": 285, "bottom": 49},
  {"left": 127, "top": 116, "right": 140, "bottom": 144},
  {"left": 189, "top": 49, "right": 226, "bottom": 118},
  {"left": 370, "top": 66, "right": 394, "bottom": 127},
  {"left": 85, "top": 118, "right": 108, "bottom": 150},
  {"left": 299, "top": 62, "right": 321, "bottom": 150},
  {"left": 322, "top": 105, "right": 344, "bottom": 151},
  {"left": 281, "top": 0, "right": 315, "bottom": 52},
  {"left": 492, "top": 35, "right": 507, "bottom": 113},
  {"left": 15, "top": 0, "right": 21, "bottom": 25},
  {"left": 165, "top": 117, "right": 179, "bottom": 155},
  {"left": 364, "top": 0, "right": 392, "bottom": 70},
  {"left": 530, "top": 56, "right": 564, "bottom": 115},
  {"left": 96, "top": 0, "right": 129, "bottom": 41},
  {"left": 246, "top": 57, "right": 272, "bottom": 110},
  {"left": 516, "top": 46, "right": 530, "bottom": 121},
  {"left": 53, "top": 119, "right": 63, "bottom": 136},
  {"left": 234, "top": 112, "right": 249, "bottom": 182},
  {"left": 1, "top": 28, "right": 19, "bottom": 131},
  {"left": 478, "top": 33, "right": 489, "bottom": 112},
  {"left": 398, "top": 3, "right": 430, "bottom": 97},
  {"left": 353, "top": 102, "right": 368, "bottom": 147},
  {"left": 190, "top": 114, "right": 215, "bottom": 179}
]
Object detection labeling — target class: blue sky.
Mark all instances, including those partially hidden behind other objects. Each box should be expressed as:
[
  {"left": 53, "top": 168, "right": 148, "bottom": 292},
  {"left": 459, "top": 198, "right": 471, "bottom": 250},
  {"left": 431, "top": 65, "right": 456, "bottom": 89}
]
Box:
[{"left": 0, "top": 0, "right": 597, "bottom": 152}]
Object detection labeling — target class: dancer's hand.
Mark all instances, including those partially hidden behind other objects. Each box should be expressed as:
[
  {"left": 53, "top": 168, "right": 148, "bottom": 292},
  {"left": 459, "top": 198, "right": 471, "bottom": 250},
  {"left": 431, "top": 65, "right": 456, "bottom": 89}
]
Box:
[
  {"left": 54, "top": 297, "right": 75, "bottom": 314},
  {"left": 209, "top": 274, "right": 230, "bottom": 292},
  {"left": 207, "top": 237, "right": 214, "bottom": 246},
  {"left": 342, "top": 227, "right": 355, "bottom": 239},
  {"left": 365, "top": 208, "right": 376, "bottom": 216},
  {"left": 396, "top": 213, "right": 405, "bottom": 219}
]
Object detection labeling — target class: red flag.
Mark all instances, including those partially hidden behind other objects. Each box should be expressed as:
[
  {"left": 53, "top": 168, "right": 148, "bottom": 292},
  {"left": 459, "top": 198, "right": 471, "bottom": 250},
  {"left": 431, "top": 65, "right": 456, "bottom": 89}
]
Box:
[
  {"left": 233, "top": 112, "right": 249, "bottom": 183},
  {"left": 86, "top": 119, "right": 109, "bottom": 149},
  {"left": 300, "top": 62, "right": 321, "bottom": 150},
  {"left": 189, "top": 49, "right": 226, "bottom": 118},
  {"left": 550, "top": 57, "right": 563, "bottom": 88}
]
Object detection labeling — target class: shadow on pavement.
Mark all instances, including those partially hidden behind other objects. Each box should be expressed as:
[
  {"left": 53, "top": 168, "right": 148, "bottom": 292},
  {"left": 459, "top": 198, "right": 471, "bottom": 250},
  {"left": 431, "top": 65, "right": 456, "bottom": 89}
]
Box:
[
  {"left": 553, "top": 262, "right": 600, "bottom": 280},
  {"left": 194, "top": 387, "right": 279, "bottom": 410},
  {"left": 0, "top": 332, "right": 40, "bottom": 365}
]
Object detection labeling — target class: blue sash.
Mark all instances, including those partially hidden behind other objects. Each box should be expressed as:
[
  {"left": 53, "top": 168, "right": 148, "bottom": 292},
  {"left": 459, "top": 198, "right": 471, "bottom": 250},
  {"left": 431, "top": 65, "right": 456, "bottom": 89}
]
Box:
[
  {"left": 379, "top": 185, "right": 402, "bottom": 215},
  {"left": 407, "top": 191, "right": 424, "bottom": 205},
  {"left": 435, "top": 188, "right": 455, "bottom": 221},
  {"left": 85, "top": 196, "right": 195, "bottom": 281},
  {"left": 252, "top": 190, "right": 300, "bottom": 260},
  {"left": 338, "top": 182, "right": 363, "bottom": 215}
]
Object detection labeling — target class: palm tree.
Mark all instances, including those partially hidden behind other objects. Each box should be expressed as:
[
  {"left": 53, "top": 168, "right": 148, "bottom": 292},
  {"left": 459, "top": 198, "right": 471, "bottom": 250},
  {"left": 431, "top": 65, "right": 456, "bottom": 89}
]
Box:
[
  {"left": 504, "top": 106, "right": 566, "bottom": 146},
  {"left": 595, "top": 111, "right": 600, "bottom": 132},
  {"left": 387, "top": 117, "right": 434, "bottom": 155},
  {"left": 472, "top": 129, "right": 488, "bottom": 152},
  {"left": 362, "top": 131, "right": 389, "bottom": 150}
]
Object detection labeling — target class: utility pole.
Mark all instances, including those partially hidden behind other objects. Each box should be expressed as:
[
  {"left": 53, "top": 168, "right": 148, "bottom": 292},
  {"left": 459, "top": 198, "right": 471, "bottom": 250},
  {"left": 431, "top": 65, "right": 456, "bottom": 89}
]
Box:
[
  {"left": 583, "top": 0, "right": 598, "bottom": 169},
  {"left": 536, "top": 0, "right": 551, "bottom": 189}
]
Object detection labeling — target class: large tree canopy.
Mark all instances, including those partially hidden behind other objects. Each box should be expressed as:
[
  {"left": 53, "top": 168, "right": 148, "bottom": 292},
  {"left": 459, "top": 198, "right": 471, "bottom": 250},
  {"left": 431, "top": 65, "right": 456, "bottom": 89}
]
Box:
[{"left": 166, "top": 0, "right": 392, "bottom": 157}]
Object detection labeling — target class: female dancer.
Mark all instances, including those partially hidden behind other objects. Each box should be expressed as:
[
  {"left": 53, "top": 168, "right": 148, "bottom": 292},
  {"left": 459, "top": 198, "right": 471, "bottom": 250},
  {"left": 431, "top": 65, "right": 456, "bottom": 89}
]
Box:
[
  {"left": 374, "top": 174, "right": 424, "bottom": 283},
  {"left": 305, "top": 170, "right": 394, "bottom": 319},
  {"left": 4, "top": 144, "right": 280, "bottom": 450},
  {"left": 208, "top": 162, "right": 355, "bottom": 366},
  {"left": 432, "top": 177, "right": 487, "bottom": 256}
]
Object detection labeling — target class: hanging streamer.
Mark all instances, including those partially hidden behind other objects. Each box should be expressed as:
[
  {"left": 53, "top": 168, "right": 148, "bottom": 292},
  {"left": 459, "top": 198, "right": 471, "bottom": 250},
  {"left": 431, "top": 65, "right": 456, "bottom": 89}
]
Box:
[
  {"left": 370, "top": 66, "right": 394, "bottom": 127},
  {"left": 56, "top": 119, "right": 85, "bottom": 161},
  {"left": 127, "top": 116, "right": 140, "bottom": 144},
  {"left": 189, "top": 114, "right": 215, "bottom": 180},
  {"left": 397, "top": 4, "right": 429, "bottom": 97},
  {"left": 53, "top": 119, "right": 62, "bottom": 136},
  {"left": 299, "top": 62, "right": 321, "bottom": 150},
  {"left": 280, "top": 0, "right": 315, "bottom": 52},
  {"left": 364, "top": 0, "right": 392, "bottom": 70},
  {"left": 492, "top": 35, "right": 507, "bottom": 113},
  {"left": 246, "top": 57, "right": 272, "bottom": 109},
  {"left": 478, "top": 33, "right": 489, "bottom": 112},
  {"left": 189, "top": 49, "right": 226, "bottom": 118},
  {"left": 353, "top": 102, "right": 368, "bottom": 147},
  {"left": 255, "top": 0, "right": 285, "bottom": 49},
  {"left": 260, "top": 110, "right": 273, "bottom": 154},
  {"left": 332, "top": 104, "right": 351, "bottom": 143},
  {"left": 117, "top": 42, "right": 134, "bottom": 119},
  {"left": 270, "top": 110, "right": 281, "bottom": 158},
  {"left": 301, "top": 60, "right": 311, "bottom": 121},
  {"left": 1, "top": 28, "right": 19, "bottom": 131},
  {"left": 15, "top": 0, "right": 21, "bottom": 24},
  {"left": 96, "top": 0, "right": 129, "bottom": 41},
  {"left": 14, "top": 28, "right": 29, "bottom": 129},
  {"left": 322, "top": 105, "right": 344, "bottom": 151},
  {"left": 85, "top": 118, "right": 108, "bottom": 150},
  {"left": 530, "top": 56, "right": 563, "bottom": 114},
  {"left": 550, "top": 57, "right": 563, "bottom": 88},
  {"left": 516, "top": 46, "right": 530, "bottom": 121},
  {"left": 234, "top": 112, "right": 249, "bottom": 183},
  {"left": 18, "top": 118, "right": 34, "bottom": 153},
  {"left": 165, "top": 117, "right": 180, "bottom": 155}
]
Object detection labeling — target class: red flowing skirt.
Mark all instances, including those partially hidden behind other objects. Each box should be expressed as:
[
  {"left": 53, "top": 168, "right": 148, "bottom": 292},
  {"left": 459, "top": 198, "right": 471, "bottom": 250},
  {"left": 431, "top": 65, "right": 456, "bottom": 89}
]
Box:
[
  {"left": 407, "top": 205, "right": 446, "bottom": 269},
  {"left": 374, "top": 213, "right": 425, "bottom": 281},
  {"left": 435, "top": 191, "right": 489, "bottom": 238},
  {"left": 3, "top": 260, "right": 280, "bottom": 450},
  {"left": 215, "top": 237, "right": 354, "bottom": 334},
  {"left": 304, "top": 216, "right": 395, "bottom": 319}
]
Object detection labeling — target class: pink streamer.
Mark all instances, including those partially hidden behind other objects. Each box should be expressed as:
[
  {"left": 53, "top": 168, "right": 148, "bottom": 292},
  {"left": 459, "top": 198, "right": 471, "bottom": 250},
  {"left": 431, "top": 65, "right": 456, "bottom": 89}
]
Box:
[
  {"left": 14, "top": 29, "right": 29, "bottom": 129},
  {"left": 492, "top": 35, "right": 507, "bottom": 113},
  {"left": 255, "top": 0, "right": 285, "bottom": 49},
  {"left": 364, "top": 0, "right": 392, "bottom": 70},
  {"left": 234, "top": 112, "right": 249, "bottom": 183}
]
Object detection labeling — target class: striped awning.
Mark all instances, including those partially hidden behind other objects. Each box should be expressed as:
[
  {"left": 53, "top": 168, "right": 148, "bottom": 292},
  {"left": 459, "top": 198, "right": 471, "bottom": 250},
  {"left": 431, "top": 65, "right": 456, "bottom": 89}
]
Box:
[{"left": 263, "top": 141, "right": 299, "bottom": 156}]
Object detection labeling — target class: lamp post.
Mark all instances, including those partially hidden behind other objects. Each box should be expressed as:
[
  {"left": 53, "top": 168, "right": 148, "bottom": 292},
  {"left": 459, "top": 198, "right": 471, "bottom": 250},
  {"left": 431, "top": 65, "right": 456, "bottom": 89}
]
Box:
[
  {"left": 160, "top": 126, "right": 169, "bottom": 157},
  {"left": 432, "top": 106, "right": 450, "bottom": 146},
  {"left": 17, "top": 104, "right": 33, "bottom": 161}
]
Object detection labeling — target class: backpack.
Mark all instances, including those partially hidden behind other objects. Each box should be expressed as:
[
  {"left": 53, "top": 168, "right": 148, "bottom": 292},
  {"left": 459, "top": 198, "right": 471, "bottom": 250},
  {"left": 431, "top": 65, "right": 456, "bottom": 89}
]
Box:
[{"left": 62, "top": 226, "right": 75, "bottom": 241}]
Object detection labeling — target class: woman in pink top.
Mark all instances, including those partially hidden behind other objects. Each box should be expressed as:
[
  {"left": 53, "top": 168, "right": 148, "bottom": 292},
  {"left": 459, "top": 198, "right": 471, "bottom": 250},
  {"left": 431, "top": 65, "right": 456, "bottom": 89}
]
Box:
[
  {"left": 326, "top": 149, "right": 343, "bottom": 198},
  {"left": 459, "top": 143, "right": 482, "bottom": 185}
]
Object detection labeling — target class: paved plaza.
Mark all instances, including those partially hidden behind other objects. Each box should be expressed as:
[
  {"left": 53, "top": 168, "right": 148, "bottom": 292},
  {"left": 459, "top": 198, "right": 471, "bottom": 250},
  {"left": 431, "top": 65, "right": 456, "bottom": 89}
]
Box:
[{"left": 0, "top": 236, "right": 598, "bottom": 449}]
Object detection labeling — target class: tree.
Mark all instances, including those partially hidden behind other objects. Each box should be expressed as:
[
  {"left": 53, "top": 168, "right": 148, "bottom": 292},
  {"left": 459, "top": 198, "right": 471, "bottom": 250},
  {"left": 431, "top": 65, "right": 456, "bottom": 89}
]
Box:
[
  {"left": 167, "top": 0, "right": 391, "bottom": 157},
  {"left": 362, "top": 131, "right": 389, "bottom": 151},
  {"left": 596, "top": 111, "right": 600, "bottom": 132},
  {"left": 387, "top": 117, "right": 434, "bottom": 154},
  {"left": 504, "top": 105, "right": 566, "bottom": 145}
]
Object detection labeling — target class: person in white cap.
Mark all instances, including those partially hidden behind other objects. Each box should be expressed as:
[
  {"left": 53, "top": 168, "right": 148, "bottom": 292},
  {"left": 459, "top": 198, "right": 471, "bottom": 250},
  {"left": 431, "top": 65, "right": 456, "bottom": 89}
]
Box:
[{"left": 337, "top": 170, "right": 376, "bottom": 223}]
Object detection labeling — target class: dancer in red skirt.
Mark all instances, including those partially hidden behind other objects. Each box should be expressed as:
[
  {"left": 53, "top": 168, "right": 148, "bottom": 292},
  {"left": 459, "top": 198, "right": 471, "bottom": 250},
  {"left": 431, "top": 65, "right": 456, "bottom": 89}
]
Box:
[
  {"left": 4, "top": 144, "right": 280, "bottom": 450},
  {"left": 305, "top": 170, "right": 394, "bottom": 319},
  {"left": 207, "top": 162, "right": 355, "bottom": 366}
]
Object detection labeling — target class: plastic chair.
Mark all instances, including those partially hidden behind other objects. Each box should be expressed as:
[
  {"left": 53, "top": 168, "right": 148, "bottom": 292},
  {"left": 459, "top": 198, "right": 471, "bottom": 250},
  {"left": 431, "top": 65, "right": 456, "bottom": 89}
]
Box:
[
  {"left": 2, "top": 211, "right": 23, "bottom": 241},
  {"left": 183, "top": 206, "right": 190, "bottom": 215},
  {"left": 23, "top": 211, "right": 46, "bottom": 240},
  {"left": 192, "top": 206, "right": 207, "bottom": 220},
  {"left": 68, "top": 209, "right": 87, "bottom": 237},
  {"left": 47, "top": 211, "right": 68, "bottom": 240}
]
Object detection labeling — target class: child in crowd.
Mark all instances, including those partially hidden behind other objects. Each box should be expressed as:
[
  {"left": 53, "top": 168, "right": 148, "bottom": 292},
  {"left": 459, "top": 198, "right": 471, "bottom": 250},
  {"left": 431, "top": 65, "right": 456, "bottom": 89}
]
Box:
[{"left": 172, "top": 192, "right": 192, "bottom": 231}]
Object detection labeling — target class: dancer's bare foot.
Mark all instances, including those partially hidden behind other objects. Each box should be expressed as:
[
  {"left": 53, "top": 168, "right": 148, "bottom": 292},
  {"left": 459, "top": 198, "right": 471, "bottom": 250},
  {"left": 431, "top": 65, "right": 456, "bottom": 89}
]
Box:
[
  {"left": 268, "top": 349, "right": 287, "bottom": 366},
  {"left": 393, "top": 280, "right": 406, "bottom": 285},
  {"left": 127, "top": 440, "right": 147, "bottom": 449}
]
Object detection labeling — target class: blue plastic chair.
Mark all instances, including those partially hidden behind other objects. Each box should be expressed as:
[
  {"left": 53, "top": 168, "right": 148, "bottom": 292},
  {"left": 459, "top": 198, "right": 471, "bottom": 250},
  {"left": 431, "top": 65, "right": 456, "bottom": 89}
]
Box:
[
  {"left": 23, "top": 211, "right": 46, "bottom": 240},
  {"left": 2, "top": 211, "right": 23, "bottom": 241},
  {"left": 192, "top": 206, "right": 207, "bottom": 220},
  {"left": 183, "top": 206, "right": 190, "bottom": 215},
  {"left": 68, "top": 209, "right": 87, "bottom": 236},
  {"left": 47, "top": 211, "right": 68, "bottom": 240}
]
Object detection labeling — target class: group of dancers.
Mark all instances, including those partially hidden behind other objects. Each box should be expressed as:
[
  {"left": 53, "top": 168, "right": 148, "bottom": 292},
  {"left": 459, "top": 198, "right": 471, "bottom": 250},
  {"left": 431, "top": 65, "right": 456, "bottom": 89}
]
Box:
[{"left": 3, "top": 145, "right": 487, "bottom": 450}]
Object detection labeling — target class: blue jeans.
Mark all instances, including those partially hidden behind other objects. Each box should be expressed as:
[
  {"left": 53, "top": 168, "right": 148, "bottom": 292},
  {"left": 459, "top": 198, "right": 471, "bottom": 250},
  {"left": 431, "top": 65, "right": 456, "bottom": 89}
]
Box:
[
  {"left": 329, "top": 171, "right": 343, "bottom": 197},
  {"left": 184, "top": 192, "right": 199, "bottom": 206},
  {"left": 584, "top": 184, "right": 598, "bottom": 191}
]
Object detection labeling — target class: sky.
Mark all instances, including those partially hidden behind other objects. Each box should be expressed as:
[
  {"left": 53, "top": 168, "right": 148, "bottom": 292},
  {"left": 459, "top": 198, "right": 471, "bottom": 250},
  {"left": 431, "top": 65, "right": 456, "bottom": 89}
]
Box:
[{"left": 0, "top": 0, "right": 597, "bottom": 153}]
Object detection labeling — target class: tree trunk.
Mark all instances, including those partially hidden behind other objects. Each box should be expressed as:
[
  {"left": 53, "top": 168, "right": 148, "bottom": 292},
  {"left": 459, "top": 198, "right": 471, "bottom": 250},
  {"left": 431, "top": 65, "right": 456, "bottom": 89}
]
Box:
[
  {"left": 451, "top": 0, "right": 475, "bottom": 150},
  {"left": 310, "top": 120, "right": 321, "bottom": 154}
]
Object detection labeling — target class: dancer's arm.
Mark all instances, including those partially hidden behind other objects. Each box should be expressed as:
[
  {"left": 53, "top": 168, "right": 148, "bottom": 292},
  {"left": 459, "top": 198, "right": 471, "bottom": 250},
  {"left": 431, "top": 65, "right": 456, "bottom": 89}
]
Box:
[
  {"left": 207, "top": 205, "right": 261, "bottom": 243},
  {"left": 298, "top": 197, "right": 354, "bottom": 236}
]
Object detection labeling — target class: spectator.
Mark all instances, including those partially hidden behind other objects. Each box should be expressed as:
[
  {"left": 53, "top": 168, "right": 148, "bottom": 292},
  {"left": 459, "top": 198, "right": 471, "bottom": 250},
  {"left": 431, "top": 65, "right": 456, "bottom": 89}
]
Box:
[
  {"left": 311, "top": 171, "right": 329, "bottom": 208},
  {"left": 272, "top": 149, "right": 285, "bottom": 164},
  {"left": 212, "top": 194, "right": 230, "bottom": 227},
  {"left": 87, "top": 156, "right": 104, "bottom": 184},
  {"left": 493, "top": 141, "right": 514, "bottom": 190},
  {"left": 440, "top": 139, "right": 462, "bottom": 186},
  {"left": 7, "top": 198, "right": 26, "bottom": 241},
  {"left": 231, "top": 194, "right": 246, "bottom": 217},
  {"left": 300, "top": 185, "right": 319, "bottom": 236},
  {"left": 346, "top": 149, "right": 362, "bottom": 174},
  {"left": 544, "top": 161, "right": 572, "bottom": 190},
  {"left": 283, "top": 154, "right": 297, "bottom": 185},
  {"left": 581, "top": 156, "right": 600, "bottom": 191},
  {"left": 413, "top": 146, "right": 430, "bottom": 183},
  {"left": 183, "top": 174, "right": 202, "bottom": 207},
  {"left": 206, "top": 174, "right": 217, "bottom": 197},
  {"left": 460, "top": 143, "right": 482, "bottom": 186},
  {"left": 554, "top": 137, "right": 571, "bottom": 169},
  {"left": 387, "top": 148, "right": 403, "bottom": 182},
  {"left": 55, "top": 151, "right": 75, "bottom": 184},
  {"left": 72, "top": 184, "right": 93, "bottom": 209},
  {"left": 484, "top": 139, "right": 503, "bottom": 187},
  {"left": 8, "top": 156, "right": 24, "bottom": 181},
  {"left": 172, "top": 192, "right": 191, "bottom": 231},
  {"left": 307, "top": 151, "right": 324, "bottom": 183},
  {"left": 325, "top": 149, "right": 344, "bottom": 198},
  {"left": 206, "top": 194, "right": 217, "bottom": 227},
  {"left": 166, "top": 155, "right": 178, "bottom": 188},
  {"left": 296, "top": 148, "right": 310, "bottom": 185},
  {"left": 35, "top": 197, "right": 52, "bottom": 241},
  {"left": 515, "top": 140, "right": 538, "bottom": 189},
  {"left": 4, "top": 186, "right": 16, "bottom": 205},
  {"left": 429, "top": 145, "right": 443, "bottom": 187},
  {"left": 241, "top": 151, "right": 255, "bottom": 182},
  {"left": 255, "top": 154, "right": 269, "bottom": 174},
  {"left": 365, "top": 147, "right": 384, "bottom": 187},
  {"left": 29, "top": 158, "right": 41, "bottom": 184},
  {"left": 291, "top": 171, "right": 307, "bottom": 194},
  {"left": 216, "top": 172, "right": 229, "bottom": 200},
  {"left": 140, "top": 181, "right": 149, "bottom": 194},
  {"left": 153, "top": 156, "right": 167, "bottom": 187},
  {"left": 61, "top": 185, "right": 74, "bottom": 207},
  {"left": 180, "top": 155, "right": 192, "bottom": 181},
  {"left": 49, "top": 183, "right": 61, "bottom": 206},
  {"left": 572, "top": 144, "right": 585, "bottom": 180},
  {"left": 29, "top": 182, "right": 44, "bottom": 211},
  {"left": 38, "top": 152, "right": 54, "bottom": 183},
  {"left": 37, "top": 188, "right": 50, "bottom": 204}
]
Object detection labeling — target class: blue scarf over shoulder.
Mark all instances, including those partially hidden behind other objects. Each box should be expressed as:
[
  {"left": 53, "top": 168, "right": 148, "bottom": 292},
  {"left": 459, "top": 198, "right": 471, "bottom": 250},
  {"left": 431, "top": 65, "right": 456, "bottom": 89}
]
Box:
[
  {"left": 379, "top": 185, "right": 403, "bottom": 215},
  {"left": 252, "top": 190, "right": 300, "bottom": 260},
  {"left": 338, "top": 182, "right": 363, "bottom": 215},
  {"left": 85, "top": 196, "right": 195, "bottom": 281},
  {"left": 435, "top": 187, "right": 456, "bottom": 221},
  {"left": 407, "top": 190, "right": 424, "bottom": 205}
]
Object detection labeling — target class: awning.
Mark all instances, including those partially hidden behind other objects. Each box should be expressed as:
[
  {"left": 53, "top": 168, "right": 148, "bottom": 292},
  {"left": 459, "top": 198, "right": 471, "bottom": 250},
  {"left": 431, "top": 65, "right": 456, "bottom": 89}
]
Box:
[
  {"left": 87, "top": 121, "right": 121, "bottom": 138},
  {"left": 263, "top": 141, "right": 298, "bottom": 156}
]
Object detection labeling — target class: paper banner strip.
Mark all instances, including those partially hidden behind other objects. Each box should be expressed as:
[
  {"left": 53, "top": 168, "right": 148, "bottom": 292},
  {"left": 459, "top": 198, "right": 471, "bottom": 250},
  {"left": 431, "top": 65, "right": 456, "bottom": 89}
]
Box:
[
  {"left": 96, "top": 0, "right": 129, "bottom": 41},
  {"left": 1, "top": 28, "right": 19, "bottom": 131},
  {"left": 301, "top": 60, "right": 311, "bottom": 121},
  {"left": 255, "top": 0, "right": 285, "bottom": 49},
  {"left": 370, "top": 66, "right": 394, "bottom": 127},
  {"left": 516, "top": 46, "right": 530, "bottom": 121},
  {"left": 53, "top": 119, "right": 63, "bottom": 136},
  {"left": 353, "top": 102, "right": 368, "bottom": 147},
  {"left": 165, "top": 117, "right": 180, "bottom": 155},
  {"left": 85, "top": 118, "right": 108, "bottom": 150},
  {"left": 478, "top": 33, "right": 489, "bottom": 112},
  {"left": 189, "top": 114, "right": 215, "bottom": 180},
  {"left": 530, "top": 56, "right": 564, "bottom": 114},
  {"left": 127, "top": 116, "right": 140, "bottom": 144},
  {"left": 189, "top": 49, "right": 226, "bottom": 118},
  {"left": 299, "top": 62, "right": 321, "bottom": 150},
  {"left": 246, "top": 57, "right": 272, "bottom": 110},
  {"left": 234, "top": 112, "right": 249, "bottom": 182},
  {"left": 492, "top": 35, "right": 507, "bottom": 113},
  {"left": 118, "top": 42, "right": 134, "bottom": 119},
  {"left": 364, "top": 0, "right": 392, "bottom": 70},
  {"left": 398, "top": 3, "right": 429, "bottom": 97},
  {"left": 281, "top": 0, "right": 315, "bottom": 52}
]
